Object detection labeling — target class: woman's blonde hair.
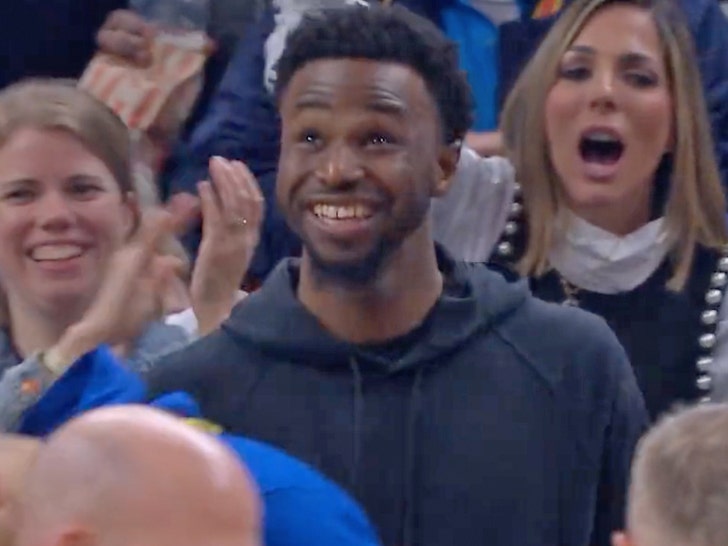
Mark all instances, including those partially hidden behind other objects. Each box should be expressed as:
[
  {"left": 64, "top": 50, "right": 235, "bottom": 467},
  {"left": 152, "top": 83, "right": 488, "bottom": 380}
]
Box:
[
  {"left": 0, "top": 79, "right": 133, "bottom": 195},
  {"left": 500, "top": 0, "right": 727, "bottom": 290},
  {"left": 0, "top": 79, "right": 191, "bottom": 323},
  {"left": 0, "top": 79, "right": 191, "bottom": 274}
]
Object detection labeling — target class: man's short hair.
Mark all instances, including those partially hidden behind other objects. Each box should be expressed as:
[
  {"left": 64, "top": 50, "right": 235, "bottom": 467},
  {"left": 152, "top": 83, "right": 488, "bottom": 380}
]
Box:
[
  {"left": 274, "top": 4, "right": 474, "bottom": 145},
  {"left": 628, "top": 404, "right": 728, "bottom": 546}
]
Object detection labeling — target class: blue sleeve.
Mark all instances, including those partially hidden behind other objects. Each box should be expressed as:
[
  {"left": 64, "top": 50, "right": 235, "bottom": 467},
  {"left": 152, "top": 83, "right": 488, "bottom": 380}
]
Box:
[
  {"left": 681, "top": 0, "right": 728, "bottom": 190},
  {"left": 590, "top": 348, "right": 649, "bottom": 546},
  {"left": 19, "top": 346, "right": 146, "bottom": 436},
  {"left": 263, "top": 487, "right": 382, "bottom": 546},
  {"left": 160, "top": 4, "right": 299, "bottom": 279}
]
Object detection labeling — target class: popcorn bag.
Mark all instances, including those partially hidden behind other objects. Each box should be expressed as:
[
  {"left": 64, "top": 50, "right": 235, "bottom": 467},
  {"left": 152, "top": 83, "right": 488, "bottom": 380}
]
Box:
[{"left": 78, "top": 35, "right": 211, "bottom": 141}]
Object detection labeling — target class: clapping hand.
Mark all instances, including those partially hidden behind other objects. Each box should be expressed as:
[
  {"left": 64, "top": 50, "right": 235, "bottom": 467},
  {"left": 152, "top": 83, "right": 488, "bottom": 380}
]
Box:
[
  {"left": 190, "top": 157, "right": 264, "bottom": 335},
  {"left": 52, "top": 198, "right": 198, "bottom": 367}
]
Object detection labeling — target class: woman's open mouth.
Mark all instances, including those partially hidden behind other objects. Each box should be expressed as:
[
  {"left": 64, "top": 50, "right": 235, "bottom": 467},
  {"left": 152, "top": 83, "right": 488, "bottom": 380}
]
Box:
[{"left": 578, "top": 129, "right": 625, "bottom": 180}]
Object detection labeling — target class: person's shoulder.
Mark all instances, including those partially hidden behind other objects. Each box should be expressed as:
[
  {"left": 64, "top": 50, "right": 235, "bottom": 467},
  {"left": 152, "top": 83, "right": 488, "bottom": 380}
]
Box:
[
  {"left": 156, "top": 322, "right": 256, "bottom": 365},
  {"left": 497, "top": 292, "right": 632, "bottom": 391},
  {"left": 144, "top": 325, "right": 263, "bottom": 394},
  {"left": 222, "top": 434, "right": 332, "bottom": 492},
  {"left": 518, "top": 293, "right": 626, "bottom": 358},
  {"left": 223, "top": 434, "right": 381, "bottom": 546},
  {"left": 451, "top": 261, "right": 630, "bottom": 394}
]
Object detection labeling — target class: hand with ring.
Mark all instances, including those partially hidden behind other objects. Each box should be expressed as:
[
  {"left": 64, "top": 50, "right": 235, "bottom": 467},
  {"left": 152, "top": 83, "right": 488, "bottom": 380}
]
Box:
[{"left": 190, "top": 156, "right": 264, "bottom": 335}]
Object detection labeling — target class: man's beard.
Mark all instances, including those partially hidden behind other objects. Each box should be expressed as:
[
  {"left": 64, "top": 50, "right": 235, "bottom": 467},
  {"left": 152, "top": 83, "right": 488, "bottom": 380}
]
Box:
[
  {"left": 303, "top": 204, "right": 431, "bottom": 288},
  {"left": 305, "top": 236, "right": 399, "bottom": 288}
]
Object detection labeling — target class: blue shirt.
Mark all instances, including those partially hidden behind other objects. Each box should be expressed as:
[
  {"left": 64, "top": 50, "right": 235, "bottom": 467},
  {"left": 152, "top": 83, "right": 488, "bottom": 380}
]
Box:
[{"left": 20, "top": 346, "right": 381, "bottom": 546}]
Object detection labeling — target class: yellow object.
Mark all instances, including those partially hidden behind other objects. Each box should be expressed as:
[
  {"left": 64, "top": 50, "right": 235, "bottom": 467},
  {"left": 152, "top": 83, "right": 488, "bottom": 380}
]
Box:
[{"left": 184, "top": 418, "right": 223, "bottom": 435}]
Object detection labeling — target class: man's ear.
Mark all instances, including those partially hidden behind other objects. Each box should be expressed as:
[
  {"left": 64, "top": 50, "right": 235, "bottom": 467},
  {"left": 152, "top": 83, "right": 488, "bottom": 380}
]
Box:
[
  {"left": 432, "top": 140, "right": 462, "bottom": 197},
  {"left": 612, "top": 531, "right": 633, "bottom": 546}
]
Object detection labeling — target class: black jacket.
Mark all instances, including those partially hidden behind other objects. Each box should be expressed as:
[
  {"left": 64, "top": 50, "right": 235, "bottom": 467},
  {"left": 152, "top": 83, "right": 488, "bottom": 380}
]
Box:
[{"left": 147, "top": 250, "right": 648, "bottom": 546}]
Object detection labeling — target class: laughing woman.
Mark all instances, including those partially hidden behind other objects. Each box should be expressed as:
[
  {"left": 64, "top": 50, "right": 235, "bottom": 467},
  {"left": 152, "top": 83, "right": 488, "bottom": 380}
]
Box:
[
  {"left": 0, "top": 80, "right": 262, "bottom": 431},
  {"left": 433, "top": 0, "right": 728, "bottom": 419}
]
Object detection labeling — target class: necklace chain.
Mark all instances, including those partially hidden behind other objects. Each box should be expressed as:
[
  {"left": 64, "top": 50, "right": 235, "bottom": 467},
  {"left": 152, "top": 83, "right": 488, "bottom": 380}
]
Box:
[{"left": 559, "top": 276, "right": 581, "bottom": 307}]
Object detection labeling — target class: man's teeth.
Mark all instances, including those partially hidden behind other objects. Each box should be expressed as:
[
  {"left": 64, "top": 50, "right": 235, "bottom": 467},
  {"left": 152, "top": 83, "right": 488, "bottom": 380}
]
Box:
[
  {"left": 31, "top": 245, "right": 84, "bottom": 261},
  {"left": 312, "top": 204, "right": 373, "bottom": 220}
]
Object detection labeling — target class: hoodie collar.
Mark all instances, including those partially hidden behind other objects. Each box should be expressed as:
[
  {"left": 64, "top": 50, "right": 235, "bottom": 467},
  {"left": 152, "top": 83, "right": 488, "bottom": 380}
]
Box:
[{"left": 223, "top": 245, "right": 529, "bottom": 373}]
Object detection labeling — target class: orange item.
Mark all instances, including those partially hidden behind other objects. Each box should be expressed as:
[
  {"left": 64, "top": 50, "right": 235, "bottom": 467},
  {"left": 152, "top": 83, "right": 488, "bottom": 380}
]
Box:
[
  {"left": 532, "top": 0, "right": 564, "bottom": 19},
  {"left": 79, "top": 35, "right": 211, "bottom": 138},
  {"left": 20, "top": 378, "right": 41, "bottom": 396}
]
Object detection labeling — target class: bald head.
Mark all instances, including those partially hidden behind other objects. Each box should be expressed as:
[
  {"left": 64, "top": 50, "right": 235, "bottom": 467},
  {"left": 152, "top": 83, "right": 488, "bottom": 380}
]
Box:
[
  {"left": 0, "top": 435, "right": 40, "bottom": 546},
  {"left": 14, "top": 406, "right": 261, "bottom": 546},
  {"left": 617, "top": 404, "right": 728, "bottom": 546}
]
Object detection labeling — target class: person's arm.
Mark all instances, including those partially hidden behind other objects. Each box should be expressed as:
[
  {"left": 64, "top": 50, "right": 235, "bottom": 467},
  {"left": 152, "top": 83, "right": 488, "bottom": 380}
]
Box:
[
  {"left": 15, "top": 345, "right": 148, "bottom": 437},
  {"left": 263, "top": 487, "right": 382, "bottom": 546},
  {"left": 0, "top": 313, "right": 134, "bottom": 432},
  {"left": 160, "top": 6, "right": 280, "bottom": 202},
  {"left": 96, "top": 8, "right": 156, "bottom": 66},
  {"left": 0, "top": 354, "right": 67, "bottom": 433},
  {"left": 160, "top": 5, "right": 300, "bottom": 280},
  {"left": 0, "top": 330, "right": 149, "bottom": 434}
]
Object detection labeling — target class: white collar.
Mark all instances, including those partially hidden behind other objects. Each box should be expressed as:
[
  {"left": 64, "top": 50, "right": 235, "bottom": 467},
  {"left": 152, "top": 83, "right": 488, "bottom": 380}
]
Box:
[{"left": 548, "top": 212, "right": 672, "bottom": 294}]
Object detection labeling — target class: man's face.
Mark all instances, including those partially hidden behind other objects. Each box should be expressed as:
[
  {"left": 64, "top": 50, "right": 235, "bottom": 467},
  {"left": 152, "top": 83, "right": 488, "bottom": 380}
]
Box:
[{"left": 276, "top": 58, "right": 453, "bottom": 285}]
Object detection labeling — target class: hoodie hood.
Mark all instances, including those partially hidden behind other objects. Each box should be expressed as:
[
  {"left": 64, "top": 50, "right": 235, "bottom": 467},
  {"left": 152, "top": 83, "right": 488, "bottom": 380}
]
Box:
[
  {"left": 224, "top": 246, "right": 529, "bottom": 374},
  {"left": 222, "top": 246, "right": 532, "bottom": 546}
]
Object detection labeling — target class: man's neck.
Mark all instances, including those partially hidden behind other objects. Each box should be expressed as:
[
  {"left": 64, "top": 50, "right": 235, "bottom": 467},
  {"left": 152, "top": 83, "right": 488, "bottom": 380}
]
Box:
[{"left": 298, "top": 232, "right": 443, "bottom": 344}]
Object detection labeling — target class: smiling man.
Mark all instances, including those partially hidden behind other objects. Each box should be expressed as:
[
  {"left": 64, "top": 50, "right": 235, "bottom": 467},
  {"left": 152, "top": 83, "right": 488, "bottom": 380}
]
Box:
[{"left": 147, "top": 5, "right": 648, "bottom": 546}]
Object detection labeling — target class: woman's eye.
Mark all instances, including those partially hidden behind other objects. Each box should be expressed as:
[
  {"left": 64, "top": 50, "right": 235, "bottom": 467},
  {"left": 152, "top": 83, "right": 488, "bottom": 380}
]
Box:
[
  {"left": 625, "top": 72, "right": 658, "bottom": 88},
  {"left": 559, "top": 66, "right": 591, "bottom": 81},
  {"left": 2, "top": 189, "right": 34, "bottom": 203},
  {"left": 70, "top": 183, "right": 102, "bottom": 199}
]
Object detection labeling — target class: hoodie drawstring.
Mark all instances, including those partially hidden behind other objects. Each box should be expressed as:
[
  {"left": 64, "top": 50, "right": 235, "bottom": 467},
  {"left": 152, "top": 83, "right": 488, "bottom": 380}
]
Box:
[
  {"left": 349, "top": 357, "right": 364, "bottom": 491},
  {"left": 348, "top": 357, "right": 424, "bottom": 546},
  {"left": 402, "top": 368, "right": 424, "bottom": 546}
]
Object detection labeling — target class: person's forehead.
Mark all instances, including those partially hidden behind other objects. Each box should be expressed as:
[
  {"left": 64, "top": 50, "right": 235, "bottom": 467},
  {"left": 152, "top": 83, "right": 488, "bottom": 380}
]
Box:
[{"left": 282, "top": 58, "right": 435, "bottom": 112}]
